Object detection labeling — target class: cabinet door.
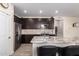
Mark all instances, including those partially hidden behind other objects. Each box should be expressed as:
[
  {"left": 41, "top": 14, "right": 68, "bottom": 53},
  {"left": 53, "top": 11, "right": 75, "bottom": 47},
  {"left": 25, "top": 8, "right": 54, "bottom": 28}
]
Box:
[{"left": 0, "top": 12, "right": 12, "bottom": 56}]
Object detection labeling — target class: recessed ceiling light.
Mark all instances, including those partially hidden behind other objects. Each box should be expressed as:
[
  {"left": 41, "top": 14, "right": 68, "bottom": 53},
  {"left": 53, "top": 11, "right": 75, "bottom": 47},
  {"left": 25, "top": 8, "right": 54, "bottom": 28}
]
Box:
[
  {"left": 24, "top": 10, "right": 27, "bottom": 13},
  {"left": 55, "top": 10, "right": 59, "bottom": 14},
  {"left": 40, "top": 10, "right": 43, "bottom": 14}
]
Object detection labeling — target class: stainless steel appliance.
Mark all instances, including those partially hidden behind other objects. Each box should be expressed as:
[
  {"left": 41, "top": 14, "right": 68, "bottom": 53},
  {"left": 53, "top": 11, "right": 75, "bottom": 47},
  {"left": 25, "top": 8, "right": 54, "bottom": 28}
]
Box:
[{"left": 14, "top": 22, "right": 22, "bottom": 51}]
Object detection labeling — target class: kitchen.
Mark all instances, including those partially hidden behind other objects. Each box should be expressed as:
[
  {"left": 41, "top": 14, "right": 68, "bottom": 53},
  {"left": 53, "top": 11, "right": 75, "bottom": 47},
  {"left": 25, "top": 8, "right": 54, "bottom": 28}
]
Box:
[{"left": 0, "top": 3, "right": 79, "bottom": 56}]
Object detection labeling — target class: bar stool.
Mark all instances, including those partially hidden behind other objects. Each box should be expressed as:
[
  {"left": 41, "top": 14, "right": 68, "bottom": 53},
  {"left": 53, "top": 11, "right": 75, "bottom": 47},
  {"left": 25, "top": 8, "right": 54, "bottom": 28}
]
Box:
[{"left": 37, "top": 45, "right": 58, "bottom": 56}]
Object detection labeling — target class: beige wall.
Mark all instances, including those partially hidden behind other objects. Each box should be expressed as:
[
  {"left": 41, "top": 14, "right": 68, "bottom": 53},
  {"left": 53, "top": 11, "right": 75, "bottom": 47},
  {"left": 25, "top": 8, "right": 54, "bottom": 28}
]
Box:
[
  {"left": 54, "top": 16, "right": 79, "bottom": 39},
  {"left": 0, "top": 3, "right": 14, "bottom": 55},
  {"left": 63, "top": 17, "right": 79, "bottom": 38}
]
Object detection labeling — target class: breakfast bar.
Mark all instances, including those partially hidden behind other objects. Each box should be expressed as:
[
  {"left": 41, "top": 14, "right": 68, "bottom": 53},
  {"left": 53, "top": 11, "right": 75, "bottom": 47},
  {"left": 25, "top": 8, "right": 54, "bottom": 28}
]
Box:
[{"left": 31, "top": 36, "right": 79, "bottom": 56}]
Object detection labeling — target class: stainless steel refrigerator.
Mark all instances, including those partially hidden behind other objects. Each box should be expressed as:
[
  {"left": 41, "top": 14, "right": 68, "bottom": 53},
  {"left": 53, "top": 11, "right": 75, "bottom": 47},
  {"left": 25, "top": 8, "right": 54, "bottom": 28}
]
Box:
[{"left": 14, "top": 22, "right": 22, "bottom": 51}]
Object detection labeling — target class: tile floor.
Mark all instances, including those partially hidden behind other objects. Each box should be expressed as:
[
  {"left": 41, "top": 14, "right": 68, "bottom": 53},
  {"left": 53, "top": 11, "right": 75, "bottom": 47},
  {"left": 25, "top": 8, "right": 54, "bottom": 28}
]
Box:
[{"left": 13, "top": 44, "right": 32, "bottom": 56}]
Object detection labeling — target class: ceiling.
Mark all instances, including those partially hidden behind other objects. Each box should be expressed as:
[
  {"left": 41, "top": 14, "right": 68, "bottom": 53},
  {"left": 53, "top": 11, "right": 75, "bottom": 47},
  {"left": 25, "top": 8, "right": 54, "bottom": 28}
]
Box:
[{"left": 13, "top": 3, "right": 79, "bottom": 17}]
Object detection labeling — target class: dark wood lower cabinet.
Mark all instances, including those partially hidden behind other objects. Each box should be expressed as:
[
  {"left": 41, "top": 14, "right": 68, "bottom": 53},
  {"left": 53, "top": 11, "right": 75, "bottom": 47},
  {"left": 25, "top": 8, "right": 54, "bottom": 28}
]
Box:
[
  {"left": 21, "top": 35, "right": 34, "bottom": 43},
  {"left": 21, "top": 34, "right": 57, "bottom": 44}
]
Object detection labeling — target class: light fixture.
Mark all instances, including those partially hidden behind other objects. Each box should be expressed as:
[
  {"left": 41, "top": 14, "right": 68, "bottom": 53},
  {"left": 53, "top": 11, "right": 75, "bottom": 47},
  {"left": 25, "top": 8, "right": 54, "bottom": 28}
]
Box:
[
  {"left": 73, "top": 22, "right": 79, "bottom": 27},
  {"left": 55, "top": 10, "right": 59, "bottom": 14},
  {"left": 40, "top": 10, "right": 43, "bottom": 14},
  {"left": 24, "top": 10, "right": 27, "bottom": 13},
  {"left": 41, "top": 24, "right": 45, "bottom": 28}
]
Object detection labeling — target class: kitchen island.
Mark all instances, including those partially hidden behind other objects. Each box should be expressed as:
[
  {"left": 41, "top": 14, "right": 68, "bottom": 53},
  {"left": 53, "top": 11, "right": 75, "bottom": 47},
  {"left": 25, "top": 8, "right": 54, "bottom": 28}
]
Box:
[{"left": 31, "top": 36, "right": 79, "bottom": 56}]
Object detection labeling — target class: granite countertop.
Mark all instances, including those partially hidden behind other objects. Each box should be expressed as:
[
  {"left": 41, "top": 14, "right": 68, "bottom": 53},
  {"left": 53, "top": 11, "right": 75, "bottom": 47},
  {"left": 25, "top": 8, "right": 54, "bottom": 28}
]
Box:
[{"left": 31, "top": 36, "right": 79, "bottom": 46}]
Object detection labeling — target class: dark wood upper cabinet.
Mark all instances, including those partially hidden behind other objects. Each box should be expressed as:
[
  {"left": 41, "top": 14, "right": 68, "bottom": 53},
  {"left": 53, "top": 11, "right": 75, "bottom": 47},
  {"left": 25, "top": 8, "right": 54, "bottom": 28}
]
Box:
[
  {"left": 22, "top": 17, "right": 54, "bottom": 29},
  {"left": 14, "top": 15, "right": 22, "bottom": 24}
]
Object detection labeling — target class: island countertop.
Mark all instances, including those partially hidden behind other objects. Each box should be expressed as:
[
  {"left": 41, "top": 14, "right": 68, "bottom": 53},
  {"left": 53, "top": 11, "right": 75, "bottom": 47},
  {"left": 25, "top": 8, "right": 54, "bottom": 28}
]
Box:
[
  {"left": 31, "top": 36, "right": 79, "bottom": 47},
  {"left": 31, "top": 36, "right": 79, "bottom": 56}
]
